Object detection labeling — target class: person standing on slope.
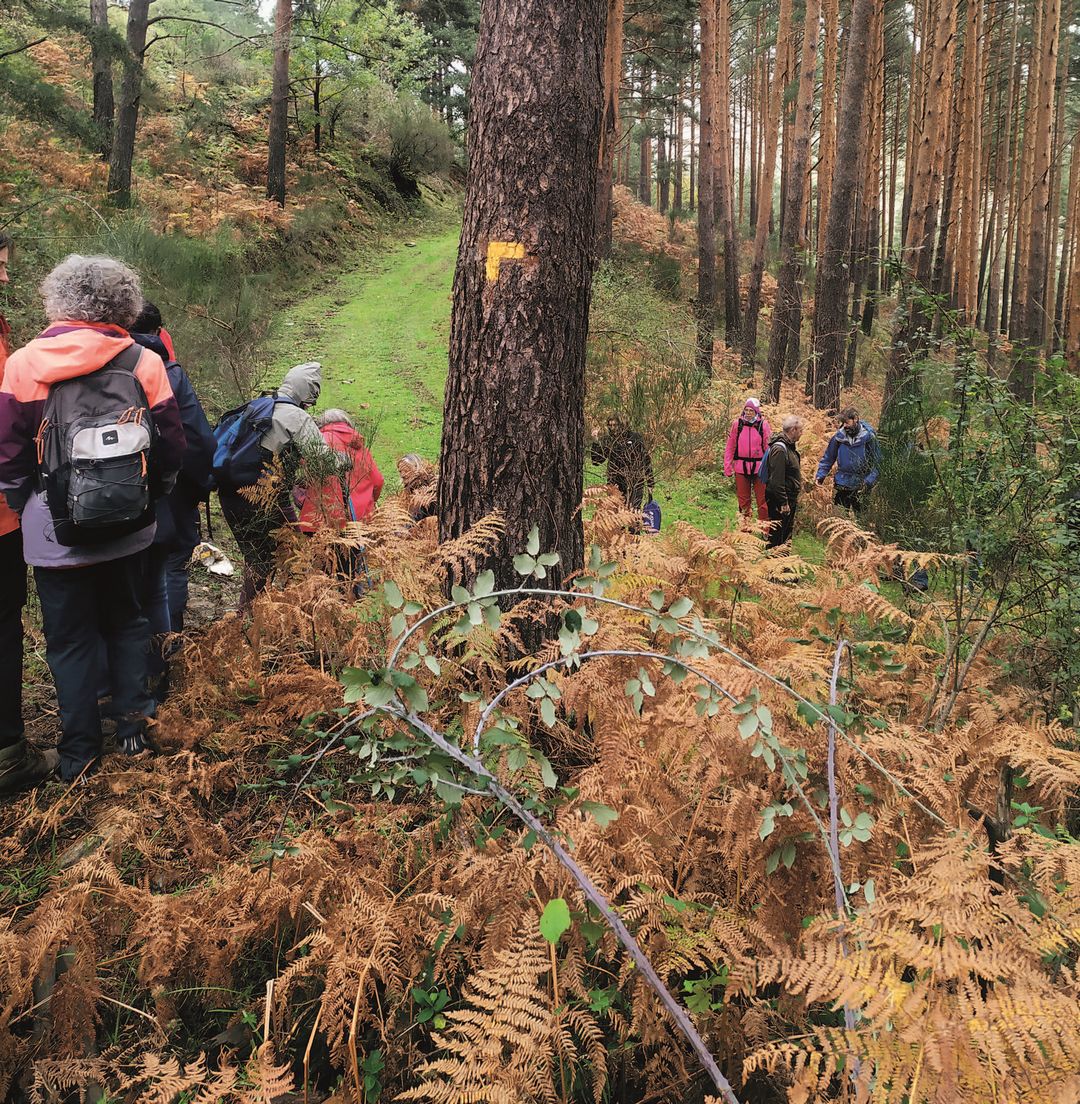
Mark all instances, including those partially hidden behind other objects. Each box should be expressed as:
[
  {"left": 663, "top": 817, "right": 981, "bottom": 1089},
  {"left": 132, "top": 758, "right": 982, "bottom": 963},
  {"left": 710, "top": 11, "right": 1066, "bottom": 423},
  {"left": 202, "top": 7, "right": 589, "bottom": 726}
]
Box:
[
  {"left": 815, "top": 406, "right": 881, "bottom": 514},
  {"left": 723, "top": 397, "right": 772, "bottom": 522},
  {"left": 763, "top": 414, "right": 805, "bottom": 548},
  {"left": 591, "top": 415, "right": 655, "bottom": 512}
]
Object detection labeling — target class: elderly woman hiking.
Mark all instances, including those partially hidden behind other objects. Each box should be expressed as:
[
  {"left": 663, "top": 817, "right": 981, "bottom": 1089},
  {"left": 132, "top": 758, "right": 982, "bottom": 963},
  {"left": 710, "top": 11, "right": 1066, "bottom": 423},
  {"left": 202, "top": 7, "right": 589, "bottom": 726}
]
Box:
[
  {"left": 723, "top": 397, "right": 772, "bottom": 521},
  {"left": 0, "top": 255, "right": 185, "bottom": 787}
]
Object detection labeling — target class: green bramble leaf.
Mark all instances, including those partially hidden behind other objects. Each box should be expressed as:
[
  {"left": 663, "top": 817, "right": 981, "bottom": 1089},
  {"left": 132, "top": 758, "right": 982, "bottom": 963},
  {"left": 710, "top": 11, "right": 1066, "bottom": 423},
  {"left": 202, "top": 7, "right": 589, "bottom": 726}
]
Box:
[
  {"left": 526, "top": 525, "right": 541, "bottom": 557},
  {"left": 540, "top": 897, "right": 572, "bottom": 943},
  {"left": 668, "top": 596, "right": 693, "bottom": 618},
  {"left": 540, "top": 696, "right": 557, "bottom": 729},
  {"left": 581, "top": 801, "right": 619, "bottom": 828},
  {"left": 473, "top": 570, "right": 495, "bottom": 598}
]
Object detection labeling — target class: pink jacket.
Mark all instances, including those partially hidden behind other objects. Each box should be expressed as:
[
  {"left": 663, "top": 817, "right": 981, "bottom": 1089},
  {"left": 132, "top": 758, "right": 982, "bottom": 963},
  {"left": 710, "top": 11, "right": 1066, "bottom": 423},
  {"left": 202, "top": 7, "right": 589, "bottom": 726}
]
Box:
[
  {"left": 723, "top": 415, "right": 772, "bottom": 477},
  {"left": 298, "top": 421, "right": 383, "bottom": 532}
]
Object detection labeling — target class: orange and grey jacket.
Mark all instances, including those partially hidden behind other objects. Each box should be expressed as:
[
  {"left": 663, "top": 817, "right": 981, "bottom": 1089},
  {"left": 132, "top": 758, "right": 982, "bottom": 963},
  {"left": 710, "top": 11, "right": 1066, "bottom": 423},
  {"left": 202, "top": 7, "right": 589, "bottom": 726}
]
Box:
[{"left": 0, "top": 321, "right": 185, "bottom": 567}]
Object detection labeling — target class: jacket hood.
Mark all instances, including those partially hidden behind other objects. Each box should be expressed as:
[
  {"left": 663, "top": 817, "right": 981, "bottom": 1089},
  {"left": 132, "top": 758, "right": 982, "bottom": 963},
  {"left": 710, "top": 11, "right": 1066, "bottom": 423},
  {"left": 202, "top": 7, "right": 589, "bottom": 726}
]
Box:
[
  {"left": 11, "top": 322, "right": 137, "bottom": 384},
  {"left": 836, "top": 420, "right": 874, "bottom": 446},
  {"left": 132, "top": 331, "right": 172, "bottom": 363},
  {"left": 769, "top": 430, "right": 791, "bottom": 448},
  {"left": 321, "top": 421, "right": 363, "bottom": 450},
  {"left": 279, "top": 361, "right": 322, "bottom": 407}
]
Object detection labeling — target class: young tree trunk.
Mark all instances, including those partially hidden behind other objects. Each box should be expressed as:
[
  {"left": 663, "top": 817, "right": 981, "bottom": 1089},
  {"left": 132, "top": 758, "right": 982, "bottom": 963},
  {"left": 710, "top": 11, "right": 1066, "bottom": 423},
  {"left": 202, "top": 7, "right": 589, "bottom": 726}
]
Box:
[
  {"left": 106, "top": 0, "right": 150, "bottom": 208},
  {"left": 696, "top": 0, "right": 717, "bottom": 374},
  {"left": 955, "top": 0, "right": 983, "bottom": 326},
  {"left": 688, "top": 49, "right": 696, "bottom": 210},
  {"left": 817, "top": 0, "right": 839, "bottom": 268},
  {"left": 90, "top": 0, "right": 114, "bottom": 161},
  {"left": 764, "top": 0, "right": 821, "bottom": 402},
  {"left": 811, "top": 0, "right": 876, "bottom": 410},
  {"left": 1011, "top": 0, "right": 1060, "bottom": 402},
  {"left": 740, "top": 0, "right": 793, "bottom": 369},
  {"left": 594, "top": 0, "right": 624, "bottom": 264},
  {"left": 437, "top": 0, "right": 606, "bottom": 605},
  {"left": 715, "top": 0, "right": 741, "bottom": 344},
  {"left": 267, "top": 0, "right": 293, "bottom": 206},
  {"left": 657, "top": 114, "right": 669, "bottom": 213},
  {"left": 638, "top": 59, "right": 652, "bottom": 205}
]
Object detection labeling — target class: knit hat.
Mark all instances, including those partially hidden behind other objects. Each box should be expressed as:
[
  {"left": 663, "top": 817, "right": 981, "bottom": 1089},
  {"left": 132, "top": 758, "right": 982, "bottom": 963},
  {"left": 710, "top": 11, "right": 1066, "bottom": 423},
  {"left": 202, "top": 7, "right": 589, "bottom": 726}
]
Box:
[{"left": 743, "top": 397, "right": 762, "bottom": 411}]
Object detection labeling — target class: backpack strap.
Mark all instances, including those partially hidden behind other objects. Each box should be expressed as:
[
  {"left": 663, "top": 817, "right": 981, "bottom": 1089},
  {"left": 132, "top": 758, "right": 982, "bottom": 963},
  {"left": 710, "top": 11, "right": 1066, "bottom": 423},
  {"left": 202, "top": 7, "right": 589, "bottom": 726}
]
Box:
[{"left": 733, "top": 418, "right": 764, "bottom": 464}]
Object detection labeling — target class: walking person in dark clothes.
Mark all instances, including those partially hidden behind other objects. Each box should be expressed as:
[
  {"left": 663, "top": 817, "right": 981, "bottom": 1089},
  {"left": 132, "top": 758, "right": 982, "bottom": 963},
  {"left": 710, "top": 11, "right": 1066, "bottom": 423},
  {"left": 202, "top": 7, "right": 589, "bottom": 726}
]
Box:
[
  {"left": 763, "top": 415, "right": 805, "bottom": 548},
  {"left": 815, "top": 406, "right": 881, "bottom": 513},
  {"left": 0, "top": 231, "right": 59, "bottom": 793},
  {"left": 591, "top": 416, "right": 655, "bottom": 511}
]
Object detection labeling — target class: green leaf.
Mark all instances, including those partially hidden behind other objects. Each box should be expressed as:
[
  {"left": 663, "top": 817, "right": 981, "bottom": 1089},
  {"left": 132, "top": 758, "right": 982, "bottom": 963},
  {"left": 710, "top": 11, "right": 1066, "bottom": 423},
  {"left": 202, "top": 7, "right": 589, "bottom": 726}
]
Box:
[
  {"left": 540, "top": 696, "right": 557, "bottom": 730},
  {"left": 451, "top": 584, "right": 471, "bottom": 605},
  {"left": 484, "top": 603, "right": 502, "bottom": 631},
  {"left": 765, "top": 848, "right": 781, "bottom": 875},
  {"left": 669, "top": 596, "right": 693, "bottom": 618},
  {"left": 365, "top": 682, "right": 396, "bottom": 709},
  {"left": 539, "top": 897, "right": 572, "bottom": 944},
  {"left": 473, "top": 570, "right": 495, "bottom": 598},
  {"left": 383, "top": 580, "right": 404, "bottom": 609},
  {"left": 526, "top": 525, "right": 541, "bottom": 557},
  {"left": 424, "top": 655, "right": 442, "bottom": 676},
  {"left": 581, "top": 801, "right": 619, "bottom": 828},
  {"left": 537, "top": 753, "right": 558, "bottom": 789},
  {"left": 863, "top": 878, "right": 876, "bottom": 904},
  {"left": 781, "top": 842, "right": 796, "bottom": 869},
  {"left": 390, "top": 611, "right": 407, "bottom": 638},
  {"left": 521, "top": 829, "right": 537, "bottom": 851},
  {"left": 738, "top": 713, "right": 759, "bottom": 740},
  {"left": 649, "top": 589, "right": 665, "bottom": 611},
  {"left": 513, "top": 553, "right": 537, "bottom": 576}
]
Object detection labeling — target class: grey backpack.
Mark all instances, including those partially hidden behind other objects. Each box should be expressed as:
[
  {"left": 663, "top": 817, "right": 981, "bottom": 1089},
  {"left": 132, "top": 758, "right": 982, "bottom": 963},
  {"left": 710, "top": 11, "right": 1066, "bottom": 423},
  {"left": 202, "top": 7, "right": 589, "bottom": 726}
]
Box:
[{"left": 36, "top": 344, "right": 158, "bottom": 546}]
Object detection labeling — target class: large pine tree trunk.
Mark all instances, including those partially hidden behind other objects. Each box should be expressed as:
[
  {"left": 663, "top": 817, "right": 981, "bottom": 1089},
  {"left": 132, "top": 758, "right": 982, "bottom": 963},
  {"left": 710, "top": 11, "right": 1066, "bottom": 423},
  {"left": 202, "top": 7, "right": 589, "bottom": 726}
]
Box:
[
  {"left": 715, "top": 0, "right": 741, "bottom": 344},
  {"left": 811, "top": 0, "right": 876, "bottom": 411},
  {"left": 764, "top": 0, "right": 821, "bottom": 402},
  {"left": 437, "top": 0, "right": 606, "bottom": 601},
  {"left": 740, "top": 0, "right": 792, "bottom": 369},
  {"left": 267, "top": 0, "right": 293, "bottom": 206},
  {"left": 594, "top": 0, "right": 624, "bottom": 264},
  {"left": 1010, "top": 0, "right": 1060, "bottom": 401},
  {"left": 696, "top": 0, "right": 717, "bottom": 374},
  {"left": 817, "top": 0, "right": 839, "bottom": 269},
  {"left": 90, "top": 0, "right": 114, "bottom": 161},
  {"left": 106, "top": 0, "right": 149, "bottom": 208}
]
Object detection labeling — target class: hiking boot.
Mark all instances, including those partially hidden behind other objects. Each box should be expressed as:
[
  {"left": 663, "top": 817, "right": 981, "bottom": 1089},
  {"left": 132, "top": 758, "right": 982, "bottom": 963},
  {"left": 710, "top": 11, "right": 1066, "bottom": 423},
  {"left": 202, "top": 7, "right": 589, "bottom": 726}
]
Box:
[{"left": 0, "top": 740, "right": 60, "bottom": 797}]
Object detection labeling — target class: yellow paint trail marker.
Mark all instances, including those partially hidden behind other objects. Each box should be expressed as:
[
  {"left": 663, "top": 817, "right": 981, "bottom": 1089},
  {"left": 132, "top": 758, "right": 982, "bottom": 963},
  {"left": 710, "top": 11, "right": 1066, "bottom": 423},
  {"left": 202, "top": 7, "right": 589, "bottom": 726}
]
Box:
[{"left": 486, "top": 241, "right": 525, "bottom": 282}]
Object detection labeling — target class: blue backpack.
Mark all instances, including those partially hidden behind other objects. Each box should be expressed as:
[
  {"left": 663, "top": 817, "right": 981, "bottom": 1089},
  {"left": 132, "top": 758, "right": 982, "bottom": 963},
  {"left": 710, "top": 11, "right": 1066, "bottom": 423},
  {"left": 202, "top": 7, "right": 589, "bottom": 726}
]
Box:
[
  {"left": 212, "top": 395, "right": 295, "bottom": 491},
  {"left": 757, "top": 444, "right": 772, "bottom": 480},
  {"left": 642, "top": 499, "right": 662, "bottom": 533}
]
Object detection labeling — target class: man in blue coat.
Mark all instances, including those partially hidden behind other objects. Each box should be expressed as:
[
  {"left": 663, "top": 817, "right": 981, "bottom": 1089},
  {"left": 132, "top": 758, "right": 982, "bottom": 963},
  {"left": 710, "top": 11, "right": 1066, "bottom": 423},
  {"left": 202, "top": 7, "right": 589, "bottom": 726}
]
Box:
[{"left": 815, "top": 406, "right": 881, "bottom": 514}]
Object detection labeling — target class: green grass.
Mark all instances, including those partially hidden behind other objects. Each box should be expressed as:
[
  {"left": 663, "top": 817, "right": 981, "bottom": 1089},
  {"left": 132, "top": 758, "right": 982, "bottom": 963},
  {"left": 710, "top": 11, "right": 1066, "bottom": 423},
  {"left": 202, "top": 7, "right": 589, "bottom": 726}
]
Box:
[{"left": 268, "top": 220, "right": 820, "bottom": 549}]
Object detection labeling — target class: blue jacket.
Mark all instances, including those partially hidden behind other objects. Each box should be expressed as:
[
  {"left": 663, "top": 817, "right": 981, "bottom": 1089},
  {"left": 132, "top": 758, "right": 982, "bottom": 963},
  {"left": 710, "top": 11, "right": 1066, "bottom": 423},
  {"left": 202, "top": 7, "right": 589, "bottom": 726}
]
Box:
[
  {"left": 133, "top": 333, "right": 216, "bottom": 548},
  {"left": 816, "top": 421, "right": 880, "bottom": 489}
]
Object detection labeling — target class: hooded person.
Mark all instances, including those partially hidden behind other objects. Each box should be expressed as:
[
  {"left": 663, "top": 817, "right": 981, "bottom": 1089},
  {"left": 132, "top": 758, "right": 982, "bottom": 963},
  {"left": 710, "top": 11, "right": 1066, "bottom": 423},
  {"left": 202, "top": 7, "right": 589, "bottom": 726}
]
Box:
[
  {"left": 0, "top": 255, "right": 185, "bottom": 787},
  {"left": 723, "top": 397, "right": 772, "bottom": 522},
  {"left": 218, "top": 360, "right": 332, "bottom": 607},
  {"left": 298, "top": 409, "right": 384, "bottom": 532}
]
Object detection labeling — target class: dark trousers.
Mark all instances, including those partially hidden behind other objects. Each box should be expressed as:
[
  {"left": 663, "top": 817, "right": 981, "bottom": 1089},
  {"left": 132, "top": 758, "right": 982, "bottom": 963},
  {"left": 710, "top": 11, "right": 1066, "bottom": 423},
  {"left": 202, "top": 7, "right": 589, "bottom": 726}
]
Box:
[
  {"left": 766, "top": 499, "right": 797, "bottom": 548},
  {"left": 833, "top": 484, "right": 863, "bottom": 513},
  {"left": 35, "top": 551, "right": 153, "bottom": 780},
  {"left": 220, "top": 492, "right": 291, "bottom": 608},
  {"left": 0, "top": 528, "right": 26, "bottom": 751},
  {"left": 165, "top": 503, "right": 201, "bottom": 632}
]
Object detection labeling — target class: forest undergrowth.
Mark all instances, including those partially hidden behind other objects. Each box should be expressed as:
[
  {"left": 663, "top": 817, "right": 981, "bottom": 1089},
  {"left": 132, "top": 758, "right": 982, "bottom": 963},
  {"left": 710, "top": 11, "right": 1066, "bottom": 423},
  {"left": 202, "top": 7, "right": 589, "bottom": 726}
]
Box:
[{"left": 3, "top": 487, "right": 1080, "bottom": 1104}]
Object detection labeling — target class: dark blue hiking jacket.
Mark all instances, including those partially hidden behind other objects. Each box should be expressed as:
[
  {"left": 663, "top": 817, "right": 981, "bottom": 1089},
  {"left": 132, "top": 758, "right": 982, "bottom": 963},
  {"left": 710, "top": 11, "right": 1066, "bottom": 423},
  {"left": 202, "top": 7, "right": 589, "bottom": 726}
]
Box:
[{"left": 816, "top": 421, "right": 881, "bottom": 489}]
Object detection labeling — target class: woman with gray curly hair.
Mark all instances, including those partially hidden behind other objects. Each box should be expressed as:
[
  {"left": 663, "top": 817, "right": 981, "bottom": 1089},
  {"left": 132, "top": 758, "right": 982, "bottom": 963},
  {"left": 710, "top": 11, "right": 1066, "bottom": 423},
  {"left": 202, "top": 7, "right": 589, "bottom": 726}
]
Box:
[{"left": 0, "top": 254, "right": 186, "bottom": 790}]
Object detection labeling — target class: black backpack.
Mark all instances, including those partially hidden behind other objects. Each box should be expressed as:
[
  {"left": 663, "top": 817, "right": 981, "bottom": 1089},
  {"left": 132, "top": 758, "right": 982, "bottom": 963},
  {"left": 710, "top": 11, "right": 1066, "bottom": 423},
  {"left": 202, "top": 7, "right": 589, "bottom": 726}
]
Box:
[
  {"left": 35, "top": 345, "right": 157, "bottom": 546},
  {"left": 734, "top": 418, "right": 766, "bottom": 464}
]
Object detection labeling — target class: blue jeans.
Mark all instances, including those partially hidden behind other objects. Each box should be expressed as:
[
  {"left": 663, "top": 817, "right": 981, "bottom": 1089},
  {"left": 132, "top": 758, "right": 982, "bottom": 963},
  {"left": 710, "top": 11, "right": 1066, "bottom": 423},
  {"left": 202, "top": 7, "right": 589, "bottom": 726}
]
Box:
[{"left": 35, "top": 551, "right": 153, "bottom": 780}]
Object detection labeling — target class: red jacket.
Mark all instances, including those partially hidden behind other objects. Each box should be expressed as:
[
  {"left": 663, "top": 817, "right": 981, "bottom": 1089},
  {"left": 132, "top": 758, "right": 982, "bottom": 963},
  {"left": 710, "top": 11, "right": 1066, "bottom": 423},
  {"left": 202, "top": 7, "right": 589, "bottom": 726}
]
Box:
[
  {"left": 0, "top": 315, "right": 16, "bottom": 537},
  {"left": 299, "top": 421, "right": 383, "bottom": 532}
]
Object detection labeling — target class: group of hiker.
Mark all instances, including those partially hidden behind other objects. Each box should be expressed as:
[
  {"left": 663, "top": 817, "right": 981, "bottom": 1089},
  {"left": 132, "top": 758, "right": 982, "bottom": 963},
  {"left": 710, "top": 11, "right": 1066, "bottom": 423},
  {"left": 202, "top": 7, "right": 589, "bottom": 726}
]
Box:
[
  {"left": 0, "top": 242, "right": 880, "bottom": 800},
  {"left": 722, "top": 397, "right": 880, "bottom": 547},
  {"left": 0, "top": 248, "right": 386, "bottom": 797}
]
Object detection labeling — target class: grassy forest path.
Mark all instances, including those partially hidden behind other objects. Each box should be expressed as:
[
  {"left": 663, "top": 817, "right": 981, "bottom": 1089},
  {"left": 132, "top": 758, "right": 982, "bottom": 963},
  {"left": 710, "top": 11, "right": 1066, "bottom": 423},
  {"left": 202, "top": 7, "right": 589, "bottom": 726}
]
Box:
[{"left": 268, "top": 218, "right": 747, "bottom": 535}]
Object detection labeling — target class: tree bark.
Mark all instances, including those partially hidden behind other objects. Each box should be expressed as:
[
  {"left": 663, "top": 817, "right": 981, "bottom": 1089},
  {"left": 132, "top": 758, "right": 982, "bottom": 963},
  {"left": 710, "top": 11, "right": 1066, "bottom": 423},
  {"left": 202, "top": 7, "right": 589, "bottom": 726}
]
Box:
[
  {"left": 267, "top": 0, "right": 293, "bottom": 206},
  {"left": 1010, "top": 0, "right": 1060, "bottom": 402},
  {"left": 740, "top": 0, "right": 792, "bottom": 369},
  {"left": 764, "top": 0, "right": 821, "bottom": 402},
  {"left": 811, "top": 0, "right": 876, "bottom": 411},
  {"left": 638, "top": 58, "right": 652, "bottom": 205},
  {"left": 594, "top": 0, "right": 624, "bottom": 264},
  {"left": 437, "top": 0, "right": 606, "bottom": 607},
  {"left": 106, "top": 0, "right": 150, "bottom": 208},
  {"left": 715, "top": 0, "right": 741, "bottom": 344},
  {"left": 90, "top": 0, "right": 114, "bottom": 161},
  {"left": 817, "top": 0, "right": 839, "bottom": 269},
  {"left": 696, "top": 0, "right": 717, "bottom": 374}
]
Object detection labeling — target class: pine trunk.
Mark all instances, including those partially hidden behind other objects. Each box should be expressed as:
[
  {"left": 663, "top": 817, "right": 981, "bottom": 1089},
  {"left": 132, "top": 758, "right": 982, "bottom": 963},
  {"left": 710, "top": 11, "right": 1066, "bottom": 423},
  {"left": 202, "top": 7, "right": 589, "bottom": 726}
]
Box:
[
  {"left": 267, "top": 0, "right": 293, "bottom": 206},
  {"left": 593, "top": 0, "right": 624, "bottom": 264},
  {"left": 715, "top": 0, "right": 741, "bottom": 344},
  {"left": 817, "top": 0, "right": 839, "bottom": 268},
  {"left": 437, "top": 0, "right": 606, "bottom": 603},
  {"left": 811, "top": 0, "right": 875, "bottom": 410},
  {"left": 740, "top": 0, "right": 793, "bottom": 369},
  {"left": 90, "top": 0, "right": 114, "bottom": 161},
  {"left": 696, "top": 0, "right": 718, "bottom": 374},
  {"left": 106, "top": 0, "right": 150, "bottom": 208},
  {"left": 764, "top": 0, "right": 822, "bottom": 401}
]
